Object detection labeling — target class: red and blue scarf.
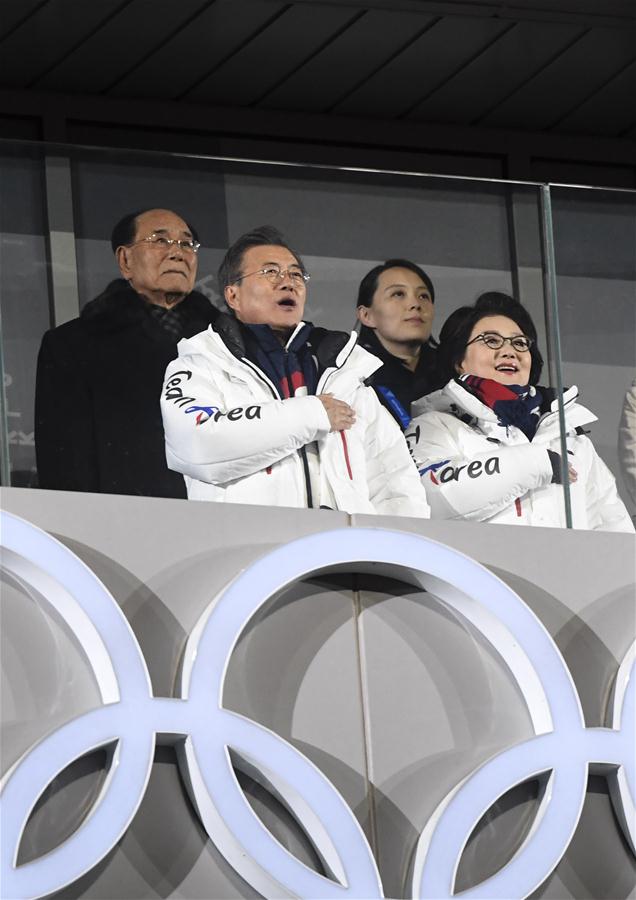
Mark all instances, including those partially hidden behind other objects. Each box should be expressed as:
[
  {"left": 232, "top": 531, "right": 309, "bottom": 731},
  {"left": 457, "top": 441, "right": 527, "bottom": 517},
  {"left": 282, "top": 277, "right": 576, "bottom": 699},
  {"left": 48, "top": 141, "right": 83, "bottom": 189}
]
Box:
[
  {"left": 243, "top": 323, "right": 318, "bottom": 398},
  {"left": 458, "top": 375, "right": 542, "bottom": 440}
]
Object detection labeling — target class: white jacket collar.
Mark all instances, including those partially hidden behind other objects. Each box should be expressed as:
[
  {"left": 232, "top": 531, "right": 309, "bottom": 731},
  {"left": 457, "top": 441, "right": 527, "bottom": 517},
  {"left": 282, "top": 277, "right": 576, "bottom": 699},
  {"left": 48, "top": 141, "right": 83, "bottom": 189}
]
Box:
[
  {"left": 334, "top": 332, "right": 383, "bottom": 377},
  {"left": 284, "top": 321, "right": 308, "bottom": 349}
]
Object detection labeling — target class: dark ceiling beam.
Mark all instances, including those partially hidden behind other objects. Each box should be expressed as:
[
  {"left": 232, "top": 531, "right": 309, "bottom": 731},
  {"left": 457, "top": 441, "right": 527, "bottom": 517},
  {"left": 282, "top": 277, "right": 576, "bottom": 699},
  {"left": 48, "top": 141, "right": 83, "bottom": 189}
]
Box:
[
  {"left": 267, "top": 0, "right": 636, "bottom": 28},
  {"left": 1, "top": 86, "right": 634, "bottom": 168}
]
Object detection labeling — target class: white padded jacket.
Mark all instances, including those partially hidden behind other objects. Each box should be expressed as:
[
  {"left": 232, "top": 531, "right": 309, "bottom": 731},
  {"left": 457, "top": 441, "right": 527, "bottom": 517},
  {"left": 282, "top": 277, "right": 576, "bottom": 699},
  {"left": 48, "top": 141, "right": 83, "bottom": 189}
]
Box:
[
  {"left": 161, "top": 320, "right": 430, "bottom": 517},
  {"left": 409, "top": 379, "right": 633, "bottom": 532}
]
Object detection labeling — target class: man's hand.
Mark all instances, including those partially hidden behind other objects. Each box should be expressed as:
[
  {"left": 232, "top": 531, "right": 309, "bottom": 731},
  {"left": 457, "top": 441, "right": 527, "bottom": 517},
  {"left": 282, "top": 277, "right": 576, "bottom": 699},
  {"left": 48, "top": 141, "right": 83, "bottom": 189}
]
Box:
[{"left": 318, "top": 394, "right": 356, "bottom": 432}]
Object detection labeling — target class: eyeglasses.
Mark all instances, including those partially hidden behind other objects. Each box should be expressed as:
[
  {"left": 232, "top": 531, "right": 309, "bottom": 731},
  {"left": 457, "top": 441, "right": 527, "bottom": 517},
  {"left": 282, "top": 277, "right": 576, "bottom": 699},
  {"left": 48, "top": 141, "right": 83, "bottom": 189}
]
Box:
[
  {"left": 466, "top": 332, "right": 533, "bottom": 352},
  {"left": 234, "top": 265, "right": 310, "bottom": 286},
  {"left": 129, "top": 234, "right": 201, "bottom": 253}
]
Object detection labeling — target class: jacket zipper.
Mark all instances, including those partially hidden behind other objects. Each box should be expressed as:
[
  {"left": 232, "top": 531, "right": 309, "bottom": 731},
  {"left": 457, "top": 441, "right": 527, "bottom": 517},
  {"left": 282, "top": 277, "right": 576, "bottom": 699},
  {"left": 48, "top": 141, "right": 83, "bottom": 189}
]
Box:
[
  {"left": 284, "top": 350, "right": 314, "bottom": 507},
  {"left": 318, "top": 350, "right": 357, "bottom": 482},
  {"left": 321, "top": 366, "right": 354, "bottom": 480},
  {"left": 242, "top": 335, "right": 359, "bottom": 493}
]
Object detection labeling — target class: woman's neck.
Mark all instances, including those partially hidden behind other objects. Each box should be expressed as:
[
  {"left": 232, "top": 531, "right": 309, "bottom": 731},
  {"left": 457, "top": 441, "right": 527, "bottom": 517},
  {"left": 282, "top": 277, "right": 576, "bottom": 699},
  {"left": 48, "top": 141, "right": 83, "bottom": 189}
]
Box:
[{"left": 376, "top": 335, "right": 422, "bottom": 372}]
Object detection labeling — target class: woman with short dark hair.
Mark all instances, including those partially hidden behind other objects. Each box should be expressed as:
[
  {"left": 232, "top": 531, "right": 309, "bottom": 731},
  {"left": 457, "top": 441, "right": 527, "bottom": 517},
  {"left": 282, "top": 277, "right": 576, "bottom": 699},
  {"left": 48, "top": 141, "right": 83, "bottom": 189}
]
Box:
[
  {"left": 356, "top": 259, "right": 437, "bottom": 428},
  {"left": 409, "top": 292, "right": 633, "bottom": 531}
]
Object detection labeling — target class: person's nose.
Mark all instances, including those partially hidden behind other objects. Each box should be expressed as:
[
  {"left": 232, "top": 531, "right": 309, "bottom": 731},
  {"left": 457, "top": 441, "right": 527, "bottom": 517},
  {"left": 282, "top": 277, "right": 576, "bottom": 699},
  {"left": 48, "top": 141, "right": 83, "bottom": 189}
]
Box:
[
  {"left": 277, "top": 268, "right": 296, "bottom": 289},
  {"left": 168, "top": 244, "right": 186, "bottom": 262}
]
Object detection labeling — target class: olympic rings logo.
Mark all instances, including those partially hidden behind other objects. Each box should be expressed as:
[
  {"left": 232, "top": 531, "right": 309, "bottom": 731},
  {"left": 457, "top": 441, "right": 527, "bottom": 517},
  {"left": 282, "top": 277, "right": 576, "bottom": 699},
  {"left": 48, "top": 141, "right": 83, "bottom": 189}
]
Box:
[{"left": 1, "top": 511, "right": 634, "bottom": 899}]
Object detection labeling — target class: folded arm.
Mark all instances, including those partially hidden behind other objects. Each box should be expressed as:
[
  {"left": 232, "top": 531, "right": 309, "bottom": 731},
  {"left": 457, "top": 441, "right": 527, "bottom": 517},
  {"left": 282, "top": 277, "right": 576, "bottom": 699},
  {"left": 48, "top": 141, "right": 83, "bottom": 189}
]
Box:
[
  {"left": 409, "top": 413, "right": 553, "bottom": 520},
  {"left": 161, "top": 356, "right": 331, "bottom": 484}
]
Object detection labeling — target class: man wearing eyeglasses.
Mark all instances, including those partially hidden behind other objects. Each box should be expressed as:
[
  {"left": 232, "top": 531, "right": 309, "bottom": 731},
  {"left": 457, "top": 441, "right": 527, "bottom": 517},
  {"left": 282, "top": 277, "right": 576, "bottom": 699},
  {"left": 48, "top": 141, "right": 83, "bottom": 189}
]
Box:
[
  {"left": 35, "top": 208, "right": 219, "bottom": 498},
  {"left": 161, "top": 225, "right": 430, "bottom": 516}
]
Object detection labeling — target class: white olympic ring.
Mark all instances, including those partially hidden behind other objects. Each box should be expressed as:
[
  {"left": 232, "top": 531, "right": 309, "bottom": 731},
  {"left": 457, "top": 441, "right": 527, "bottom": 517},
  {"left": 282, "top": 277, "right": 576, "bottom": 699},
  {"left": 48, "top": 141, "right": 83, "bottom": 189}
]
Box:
[{"left": 0, "top": 511, "right": 634, "bottom": 899}]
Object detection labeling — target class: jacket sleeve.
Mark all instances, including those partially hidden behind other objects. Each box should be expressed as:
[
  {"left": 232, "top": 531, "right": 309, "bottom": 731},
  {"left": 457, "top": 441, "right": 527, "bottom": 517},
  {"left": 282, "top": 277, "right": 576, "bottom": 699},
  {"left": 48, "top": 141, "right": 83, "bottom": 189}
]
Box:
[
  {"left": 582, "top": 437, "right": 635, "bottom": 533},
  {"left": 34, "top": 329, "right": 99, "bottom": 492},
  {"left": 161, "top": 354, "right": 331, "bottom": 484},
  {"left": 409, "top": 412, "right": 554, "bottom": 520},
  {"left": 361, "top": 391, "right": 431, "bottom": 517},
  {"left": 618, "top": 379, "right": 636, "bottom": 508}
]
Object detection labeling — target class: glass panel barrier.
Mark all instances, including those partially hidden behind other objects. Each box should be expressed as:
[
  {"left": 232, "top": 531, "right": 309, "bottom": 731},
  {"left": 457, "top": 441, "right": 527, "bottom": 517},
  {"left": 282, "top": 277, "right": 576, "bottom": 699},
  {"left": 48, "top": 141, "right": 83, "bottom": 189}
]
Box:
[
  {"left": 549, "top": 184, "right": 636, "bottom": 523},
  {"left": 0, "top": 142, "right": 49, "bottom": 488},
  {"left": 0, "top": 138, "right": 601, "bottom": 529}
]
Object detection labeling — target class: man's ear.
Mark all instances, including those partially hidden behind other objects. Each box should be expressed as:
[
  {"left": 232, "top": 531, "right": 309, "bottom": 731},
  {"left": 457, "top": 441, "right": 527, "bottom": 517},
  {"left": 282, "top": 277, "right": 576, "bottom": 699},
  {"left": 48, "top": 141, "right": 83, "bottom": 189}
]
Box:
[
  {"left": 356, "top": 305, "right": 374, "bottom": 328},
  {"left": 116, "top": 246, "right": 132, "bottom": 279},
  {"left": 224, "top": 284, "right": 239, "bottom": 313}
]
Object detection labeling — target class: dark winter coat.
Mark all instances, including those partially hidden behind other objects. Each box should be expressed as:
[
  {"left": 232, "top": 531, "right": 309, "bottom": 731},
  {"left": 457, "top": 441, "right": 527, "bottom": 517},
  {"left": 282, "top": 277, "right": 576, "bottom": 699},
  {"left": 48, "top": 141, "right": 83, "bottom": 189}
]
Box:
[
  {"left": 358, "top": 327, "right": 437, "bottom": 429},
  {"left": 35, "top": 279, "right": 219, "bottom": 498}
]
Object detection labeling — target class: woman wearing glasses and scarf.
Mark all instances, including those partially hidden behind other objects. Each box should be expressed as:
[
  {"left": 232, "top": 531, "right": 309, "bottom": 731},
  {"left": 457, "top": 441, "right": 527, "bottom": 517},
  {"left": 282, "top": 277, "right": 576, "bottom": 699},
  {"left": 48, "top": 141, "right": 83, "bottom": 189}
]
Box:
[{"left": 409, "top": 292, "right": 633, "bottom": 532}]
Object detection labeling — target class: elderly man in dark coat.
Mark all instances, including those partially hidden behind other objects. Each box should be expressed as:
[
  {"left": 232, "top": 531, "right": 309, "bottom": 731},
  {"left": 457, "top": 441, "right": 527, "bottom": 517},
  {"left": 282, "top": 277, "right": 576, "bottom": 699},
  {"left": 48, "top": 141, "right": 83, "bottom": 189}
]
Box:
[{"left": 35, "top": 208, "right": 219, "bottom": 498}]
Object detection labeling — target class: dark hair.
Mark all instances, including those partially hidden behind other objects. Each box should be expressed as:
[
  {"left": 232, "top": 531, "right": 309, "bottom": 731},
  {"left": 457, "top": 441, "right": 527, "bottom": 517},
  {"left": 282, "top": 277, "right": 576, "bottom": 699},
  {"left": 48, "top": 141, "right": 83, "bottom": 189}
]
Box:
[
  {"left": 110, "top": 209, "right": 200, "bottom": 254},
  {"left": 356, "top": 258, "right": 435, "bottom": 308},
  {"left": 435, "top": 291, "right": 544, "bottom": 387},
  {"left": 217, "top": 225, "right": 305, "bottom": 292}
]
